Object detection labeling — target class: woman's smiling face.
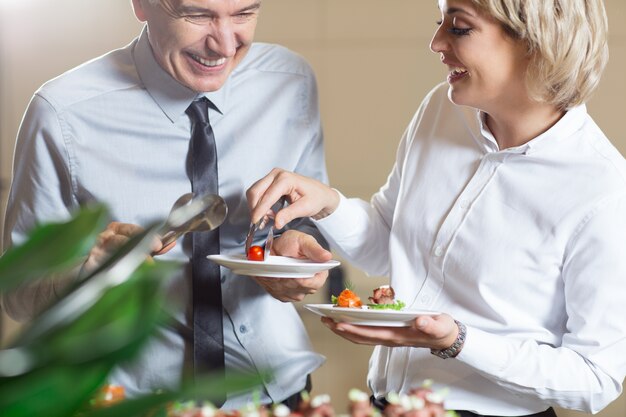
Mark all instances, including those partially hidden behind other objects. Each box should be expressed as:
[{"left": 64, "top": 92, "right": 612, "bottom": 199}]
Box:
[{"left": 430, "top": 0, "right": 530, "bottom": 114}]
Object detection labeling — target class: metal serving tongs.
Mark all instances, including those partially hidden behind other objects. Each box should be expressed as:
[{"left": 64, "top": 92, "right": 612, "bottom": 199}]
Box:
[
  {"left": 245, "top": 197, "right": 286, "bottom": 261},
  {"left": 158, "top": 193, "right": 228, "bottom": 251}
]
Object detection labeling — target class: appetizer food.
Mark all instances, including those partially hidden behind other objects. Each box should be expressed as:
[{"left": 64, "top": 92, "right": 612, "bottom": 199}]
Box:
[
  {"left": 367, "top": 286, "right": 405, "bottom": 311},
  {"left": 332, "top": 286, "right": 405, "bottom": 310},
  {"left": 332, "top": 289, "right": 363, "bottom": 308},
  {"left": 368, "top": 285, "right": 395, "bottom": 305},
  {"left": 247, "top": 245, "right": 264, "bottom": 261}
]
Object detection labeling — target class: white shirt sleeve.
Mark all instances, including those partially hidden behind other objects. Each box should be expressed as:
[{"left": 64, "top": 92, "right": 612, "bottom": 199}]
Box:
[{"left": 457, "top": 192, "right": 626, "bottom": 412}]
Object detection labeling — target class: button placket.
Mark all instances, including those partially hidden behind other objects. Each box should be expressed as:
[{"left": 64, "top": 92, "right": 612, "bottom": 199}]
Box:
[{"left": 419, "top": 156, "right": 502, "bottom": 307}]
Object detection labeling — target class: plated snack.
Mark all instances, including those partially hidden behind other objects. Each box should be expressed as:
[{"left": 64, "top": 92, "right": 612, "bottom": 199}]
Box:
[{"left": 332, "top": 286, "right": 405, "bottom": 311}]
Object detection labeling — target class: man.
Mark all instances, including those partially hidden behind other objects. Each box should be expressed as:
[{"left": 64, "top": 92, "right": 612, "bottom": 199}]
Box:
[{"left": 1, "top": 0, "right": 330, "bottom": 409}]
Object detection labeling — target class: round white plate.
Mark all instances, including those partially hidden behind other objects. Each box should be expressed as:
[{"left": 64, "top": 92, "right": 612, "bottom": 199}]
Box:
[
  {"left": 207, "top": 254, "right": 341, "bottom": 278},
  {"left": 304, "top": 304, "right": 440, "bottom": 327}
]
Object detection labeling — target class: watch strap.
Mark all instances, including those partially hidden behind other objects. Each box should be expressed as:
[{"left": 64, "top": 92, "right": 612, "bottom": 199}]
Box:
[{"left": 430, "top": 320, "right": 466, "bottom": 359}]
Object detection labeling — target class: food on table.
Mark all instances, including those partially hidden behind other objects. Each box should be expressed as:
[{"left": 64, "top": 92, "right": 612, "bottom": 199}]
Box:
[
  {"left": 332, "top": 288, "right": 363, "bottom": 308},
  {"left": 89, "top": 384, "right": 125, "bottom": 408},
  {"left": 367, "top": 285, "right": 406, "bottom": 311},
  {"left": 247, "top": 245, "right": 265, "bottom": 261},
  {"left": 296, "top": 391, "right": 335, "bottom": 417},
  {"left": 348, "top": 388, "right": 375, "bottom": 417},
  {"left": 383, "top": 381, "right": 450, "bottom": 417},
  {"left": 92, "top": 382, "right": 455, "bottom": 417}
]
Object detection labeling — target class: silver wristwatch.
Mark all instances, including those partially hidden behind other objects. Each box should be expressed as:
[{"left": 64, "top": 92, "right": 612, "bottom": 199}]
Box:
[{"left": 430, "top": 320, "right": 466, "bottom": 359}]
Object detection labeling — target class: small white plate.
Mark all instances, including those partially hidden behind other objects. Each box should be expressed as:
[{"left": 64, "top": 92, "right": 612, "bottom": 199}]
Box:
[
  {"left": 304, "top": 304, "right": 440, "bottom": 327},
  {"left": 207, "top": 254, "right": 341, "bottom": 278}
]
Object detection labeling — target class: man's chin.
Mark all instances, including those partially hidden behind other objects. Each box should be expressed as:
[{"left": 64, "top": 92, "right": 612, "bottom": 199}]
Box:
[{"left": 184, "top": 76, "right": 229, "bottom": 93}]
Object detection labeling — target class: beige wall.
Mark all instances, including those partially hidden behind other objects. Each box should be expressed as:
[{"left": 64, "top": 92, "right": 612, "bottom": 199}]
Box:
[{"left": 1, "top": 1, "right": 625, "bottom": 416}]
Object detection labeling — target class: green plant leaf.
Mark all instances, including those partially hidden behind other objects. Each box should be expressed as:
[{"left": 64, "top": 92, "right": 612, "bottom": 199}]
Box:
[
  {"left": 0, "top": 363, "right": 111, "bottom": 417},
  {"left": 0, "top": 205, "right": 108, "bottom": 292},
  {"left": 1, "top": 260, "right": 180, "bottom": 375},
  {"left": 11, "top": 225, "right": 167, "bottom": 349}
]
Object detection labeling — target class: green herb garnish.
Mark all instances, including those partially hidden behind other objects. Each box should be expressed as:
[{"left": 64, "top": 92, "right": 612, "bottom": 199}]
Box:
[{"left": 366, "top": 300, "right": 406, "bottom": 310}]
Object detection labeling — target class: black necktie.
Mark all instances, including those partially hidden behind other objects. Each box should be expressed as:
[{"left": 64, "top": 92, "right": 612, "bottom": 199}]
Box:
[{"left": 186, "top": 98, "right": 225, "bottom": 400}]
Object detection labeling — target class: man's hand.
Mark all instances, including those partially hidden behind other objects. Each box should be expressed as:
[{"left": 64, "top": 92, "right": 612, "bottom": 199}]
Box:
[
  {"left": 83, "top": 221, "right": 174, "bottom": 274},
  {"left": 253, "top": 230, "right": 332, "bottom": 302}
]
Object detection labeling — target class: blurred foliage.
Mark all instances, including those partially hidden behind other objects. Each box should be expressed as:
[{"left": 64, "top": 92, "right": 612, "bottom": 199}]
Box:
[{"left": 0, "top": 205, "right": 260, "bottom": 417}]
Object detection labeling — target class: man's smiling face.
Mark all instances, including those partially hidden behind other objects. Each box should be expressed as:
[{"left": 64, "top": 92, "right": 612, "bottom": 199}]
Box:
[{"left": 132, "top": 0, "right": 261, "bottom": 92}]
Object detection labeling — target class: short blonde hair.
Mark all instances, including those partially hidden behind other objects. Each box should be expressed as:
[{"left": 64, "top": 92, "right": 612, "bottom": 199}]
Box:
[{"left": 472, "top": 0, "right": 609, "bottom": 110}]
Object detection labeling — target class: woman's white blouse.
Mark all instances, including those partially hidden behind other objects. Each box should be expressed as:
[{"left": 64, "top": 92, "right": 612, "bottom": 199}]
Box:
[{"left": 316, "top": 83, "right": 626, "bottom": 415}]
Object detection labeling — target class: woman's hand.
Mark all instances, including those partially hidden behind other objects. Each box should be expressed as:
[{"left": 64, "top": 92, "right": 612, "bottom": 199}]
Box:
[
  {"left": 320, "top": 313, "right": 459, "bottom": 350},
  {"left": 247, "top": 168, "right": 341, "bottom": 229}
]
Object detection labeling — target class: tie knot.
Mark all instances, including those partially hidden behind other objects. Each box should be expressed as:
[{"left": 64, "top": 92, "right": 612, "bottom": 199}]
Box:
[{"left": 186, "top": 97, "right": 211, "bottom": 125}]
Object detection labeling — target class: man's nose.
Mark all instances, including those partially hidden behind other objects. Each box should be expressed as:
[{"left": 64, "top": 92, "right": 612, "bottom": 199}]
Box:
[{"left": 207, "top": 20, "right": 237, "bottom": 57}]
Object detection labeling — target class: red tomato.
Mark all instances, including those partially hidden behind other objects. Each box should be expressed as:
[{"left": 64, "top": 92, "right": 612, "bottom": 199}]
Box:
[{"left": 247, "top": 245, "right": 264, "bottom": 261}]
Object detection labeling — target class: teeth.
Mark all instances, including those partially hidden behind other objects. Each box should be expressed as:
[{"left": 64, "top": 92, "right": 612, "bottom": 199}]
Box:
[
  {"left": 192, "top": 54, "right": 226, "bottom": 67},
  {"left": 451, "top": 67, "right": 468, "bottom": 75}
]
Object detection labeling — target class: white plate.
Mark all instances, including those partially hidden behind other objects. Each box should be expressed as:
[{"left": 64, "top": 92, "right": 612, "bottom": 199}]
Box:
[
  {"left": 304, "top": 304, "right": 440, "bottom": 327},
  {"left": 207, "top": 254, "right": 341, "bottom": 278}
]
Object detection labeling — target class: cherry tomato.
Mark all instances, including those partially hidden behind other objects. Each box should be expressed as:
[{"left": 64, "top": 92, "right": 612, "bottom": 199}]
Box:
[{"left": 247, "top": 245, "right": 264, "bottom": 261}]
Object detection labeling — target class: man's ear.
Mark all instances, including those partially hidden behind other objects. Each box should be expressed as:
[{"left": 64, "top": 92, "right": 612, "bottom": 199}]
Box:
[{"left": 131, "top": 0, "right": 148, "bottom": 22}]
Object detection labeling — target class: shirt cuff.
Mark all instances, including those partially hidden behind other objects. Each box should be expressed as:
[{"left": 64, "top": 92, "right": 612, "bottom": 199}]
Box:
[
  {"left": 455, "top": 325, "right": 519, "bottom": 376},
  {"left": 312, "top": 191, "right": 356, "bottom": 238}
]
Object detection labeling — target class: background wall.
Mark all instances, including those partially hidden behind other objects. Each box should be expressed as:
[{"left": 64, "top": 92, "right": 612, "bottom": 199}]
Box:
[{"left": 0, "top": 1, "right": 624, "bottom": 416}]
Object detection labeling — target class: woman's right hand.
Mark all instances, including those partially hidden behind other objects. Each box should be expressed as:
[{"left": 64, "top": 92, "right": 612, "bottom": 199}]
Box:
[{"left": 246, "top": 168, "right": 340, "bottom": 229}]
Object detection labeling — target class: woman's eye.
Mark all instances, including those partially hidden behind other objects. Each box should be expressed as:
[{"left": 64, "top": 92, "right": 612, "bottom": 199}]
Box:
[{"left": 448, "top": 27, "right": 472, "bottom": 36}]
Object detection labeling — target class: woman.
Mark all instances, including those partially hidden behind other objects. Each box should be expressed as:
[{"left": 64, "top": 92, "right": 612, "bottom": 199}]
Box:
[{"left": 248, "top": 0, "right": 626, "bottom": 415}]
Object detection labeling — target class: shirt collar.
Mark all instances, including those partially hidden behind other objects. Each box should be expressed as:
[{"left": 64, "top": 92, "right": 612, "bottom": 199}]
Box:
[
  {"left": 132, "top": 26, "right": 226, "bottom": 122},
  {"left": 476, "top": 104, "right": 588, "bottom": 155}
]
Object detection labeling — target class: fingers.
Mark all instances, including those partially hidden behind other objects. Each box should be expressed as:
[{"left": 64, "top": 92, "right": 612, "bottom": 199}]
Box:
[
  {"left": 253, "top": 275, "right": 324, "bottom": 302},
  {"left": 247, "top": 168, "right": 291, "bottom": 224},
  {"left": 85, "top": 221, "right": 152, "bottom": 273},
  {"left": 247, "top": 168, "right": 338, "bottom": 229},
  {"left": 273, "top": 230, "right": 332, "bottom": 262},
  {"left": 152, "top": 240, "right": 176, "bottom": 256},
  {"left": 320, "top": 314, "right": 459, "bottom": 349},
  {"left": 299, "top": 234, "right": 333, "bottom": 263}
]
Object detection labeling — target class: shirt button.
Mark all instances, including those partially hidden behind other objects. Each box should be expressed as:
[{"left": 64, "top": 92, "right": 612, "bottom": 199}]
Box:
[
  {"left": 221, "top": 275, "right": 226, "bottom": 283},
  {"left": 239, "top": 325, "right": 248, "bottom": 334},
  {"left": 421, "top": 294, "right": 431, "bottom": 303},
  {"left": 460, "top": 199, "right": 470, "bottom": 209},
  {"left": 434, "top": 246, "right": 444, "bottom": 257}
]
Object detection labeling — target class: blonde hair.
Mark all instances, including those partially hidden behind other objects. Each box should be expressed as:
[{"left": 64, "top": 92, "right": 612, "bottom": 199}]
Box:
[{"left": 471, "top": 0, "right": 609, "bottom": 110}]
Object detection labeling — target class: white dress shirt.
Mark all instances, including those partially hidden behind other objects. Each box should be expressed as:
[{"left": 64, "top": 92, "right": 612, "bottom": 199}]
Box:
[
  {"left": 316, "top": 83, "right": 626, "bottom": 415},
  {"left": 2, "top": 28, "right": 327, "bottom": 408}
]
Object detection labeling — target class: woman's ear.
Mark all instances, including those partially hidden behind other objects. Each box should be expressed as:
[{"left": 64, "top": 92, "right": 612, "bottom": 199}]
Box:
[{"left": 131, "top": 0, "right": 148, "bottom": 22}]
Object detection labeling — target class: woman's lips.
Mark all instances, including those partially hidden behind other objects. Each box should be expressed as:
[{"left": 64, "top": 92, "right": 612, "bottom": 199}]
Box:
[{"left": 447, "top": 67, "right": 469, "bottom": 83}]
